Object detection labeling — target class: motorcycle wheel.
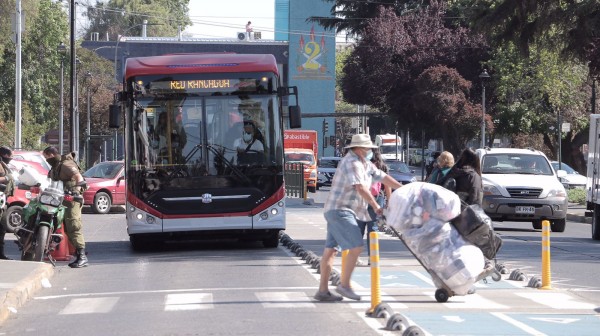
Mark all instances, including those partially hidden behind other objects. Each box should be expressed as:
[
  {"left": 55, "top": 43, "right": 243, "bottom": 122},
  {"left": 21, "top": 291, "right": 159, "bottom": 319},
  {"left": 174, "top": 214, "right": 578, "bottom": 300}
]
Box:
[{"left": 32, "top": 225, "right": 50, "bottom": 262}]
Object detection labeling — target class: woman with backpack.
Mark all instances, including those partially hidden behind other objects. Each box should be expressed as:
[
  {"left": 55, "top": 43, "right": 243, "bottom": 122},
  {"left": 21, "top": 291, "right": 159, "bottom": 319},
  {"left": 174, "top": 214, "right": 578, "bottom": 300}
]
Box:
[{"left": 445, "top": 148, "right": 483, "bottom": 206}]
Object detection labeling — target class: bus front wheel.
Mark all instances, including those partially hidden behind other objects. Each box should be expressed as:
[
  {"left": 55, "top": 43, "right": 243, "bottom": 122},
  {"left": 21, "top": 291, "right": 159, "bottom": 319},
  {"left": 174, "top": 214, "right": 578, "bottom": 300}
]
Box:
[{"left": 263, "top": 232, "right": 280, "bottom": 248}]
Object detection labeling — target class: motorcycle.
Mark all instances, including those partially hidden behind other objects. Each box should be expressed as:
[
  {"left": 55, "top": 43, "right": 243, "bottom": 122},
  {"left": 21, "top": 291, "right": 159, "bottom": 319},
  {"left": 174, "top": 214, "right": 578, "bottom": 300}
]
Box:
[{"left": 14, "top": 179, "right": 81, "bottom": 265}]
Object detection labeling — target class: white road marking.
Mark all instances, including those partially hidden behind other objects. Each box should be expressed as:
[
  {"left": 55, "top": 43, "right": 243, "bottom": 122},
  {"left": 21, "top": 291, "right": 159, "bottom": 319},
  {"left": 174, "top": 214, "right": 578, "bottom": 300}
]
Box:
[
  {"left": 529, "top": 317, "right": 580, "bottom": 324},
  {"left": 433, "top": 292, "right": 509, "bottom": 310},
  {"left": 59, "top": 297, "right": 119, "bottom": 314},
  {"left": 255, "top": 291, "right": 315, "bottom": 308},
  {"left": 443, "top": 315, "right": 465, "bottom": 323},
  {"left": 164, "top": 293, "right": 213, "bottom": 311},
  {"left": 516, "top": 292, "right": 597, "bottom": 310},
  {"left": 35, "top": 287, "right": 315, "bottom": 300},
  {"left": 491, "top": 312, "right": 546, "bottom": 336}
]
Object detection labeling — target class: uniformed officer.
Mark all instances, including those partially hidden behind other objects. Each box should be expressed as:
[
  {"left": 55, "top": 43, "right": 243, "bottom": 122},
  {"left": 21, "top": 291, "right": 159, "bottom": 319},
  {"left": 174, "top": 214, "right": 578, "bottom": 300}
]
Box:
[
  {"left": 42, "top": 146, "right": 89, "bottom": 268},
  {"left": 0, "top": 146, "right": 14, "bottom": 260}
]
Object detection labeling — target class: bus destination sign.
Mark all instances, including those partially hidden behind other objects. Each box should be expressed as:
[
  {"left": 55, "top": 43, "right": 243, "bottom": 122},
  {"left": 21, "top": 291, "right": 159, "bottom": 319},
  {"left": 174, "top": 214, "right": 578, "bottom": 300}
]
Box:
[{"left": 149, "top": 78, "right": 256, "bottom": 93}]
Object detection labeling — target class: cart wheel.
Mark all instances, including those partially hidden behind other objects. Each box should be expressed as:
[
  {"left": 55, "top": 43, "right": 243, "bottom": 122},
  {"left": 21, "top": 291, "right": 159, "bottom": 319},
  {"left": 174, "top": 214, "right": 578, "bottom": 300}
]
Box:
[
  {"left": 492, "top": 270, "right": 502, "bottom": 282},
  {"left": 435, "top": 288, "right": 449, "bottom": 303}
]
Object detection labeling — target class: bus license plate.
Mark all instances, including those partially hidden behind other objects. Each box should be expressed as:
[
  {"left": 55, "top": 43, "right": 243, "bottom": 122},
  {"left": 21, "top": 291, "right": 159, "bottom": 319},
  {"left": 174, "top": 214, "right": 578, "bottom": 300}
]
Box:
[{"left": 515, "top": 206, "right": 535, "bottom": 214}]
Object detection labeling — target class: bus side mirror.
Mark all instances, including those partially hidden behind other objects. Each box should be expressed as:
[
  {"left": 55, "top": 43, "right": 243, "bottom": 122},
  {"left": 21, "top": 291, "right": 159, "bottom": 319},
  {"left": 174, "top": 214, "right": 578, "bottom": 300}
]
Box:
[
  {"left": 109, "top": 104, "right": 121, "bottom": 128},
  {"left": 289, "top": 105, "right": 301, "bottom": 129}
]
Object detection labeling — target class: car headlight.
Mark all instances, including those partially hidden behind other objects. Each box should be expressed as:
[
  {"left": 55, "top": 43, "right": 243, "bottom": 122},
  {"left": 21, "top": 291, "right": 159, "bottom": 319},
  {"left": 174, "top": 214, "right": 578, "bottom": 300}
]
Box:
[
  {"left": 548, "top": 187, "right": 567, "bottom": 198},
  {"left": 483, "top": 184, "right": 501, "bottom": 196},
  {"left": 410, "top": 176, "right": 417, "bottom": 182}
]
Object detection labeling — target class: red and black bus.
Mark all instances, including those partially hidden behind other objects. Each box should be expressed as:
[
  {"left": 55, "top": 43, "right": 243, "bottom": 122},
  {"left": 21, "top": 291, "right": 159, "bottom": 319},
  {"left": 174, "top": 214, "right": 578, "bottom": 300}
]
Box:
[{"left": 110, "top": 53, "right": 301, "bottom": 250}]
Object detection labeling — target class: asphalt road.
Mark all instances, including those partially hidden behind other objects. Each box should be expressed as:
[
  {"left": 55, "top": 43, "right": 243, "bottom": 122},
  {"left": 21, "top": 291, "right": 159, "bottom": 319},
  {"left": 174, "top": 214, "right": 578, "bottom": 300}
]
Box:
[{"left": 0, "top": 196, "right": 599, "bottom": 335}]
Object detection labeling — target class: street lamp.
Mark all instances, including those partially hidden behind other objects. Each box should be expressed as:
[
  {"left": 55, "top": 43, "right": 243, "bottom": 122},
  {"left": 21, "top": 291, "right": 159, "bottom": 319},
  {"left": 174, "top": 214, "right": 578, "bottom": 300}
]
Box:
[
  {"left": 479, "top": 69, "right": 490, "bottom": 148},
  {"left": 85, "top": 71, "right": 92, "bottom": 168},
  {"left": 58, "top": 42, "right": 67, "bottom": 154}
]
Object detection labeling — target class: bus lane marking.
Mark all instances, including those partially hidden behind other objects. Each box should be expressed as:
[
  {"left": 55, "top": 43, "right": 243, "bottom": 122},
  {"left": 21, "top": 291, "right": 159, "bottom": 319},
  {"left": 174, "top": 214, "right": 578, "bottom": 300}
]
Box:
[
  {"left": 490, "top": 312, "right": 546, "bottom": 336},
  {"left": 515, "top": 292, "right": 597, "bottom": 310}
]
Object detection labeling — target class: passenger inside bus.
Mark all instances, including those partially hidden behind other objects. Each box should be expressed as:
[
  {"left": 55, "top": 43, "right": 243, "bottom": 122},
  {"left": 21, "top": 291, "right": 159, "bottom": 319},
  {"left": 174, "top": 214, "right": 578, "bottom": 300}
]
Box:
[{"left": 154, "top": 110, "right": 187, "bottom": 164}]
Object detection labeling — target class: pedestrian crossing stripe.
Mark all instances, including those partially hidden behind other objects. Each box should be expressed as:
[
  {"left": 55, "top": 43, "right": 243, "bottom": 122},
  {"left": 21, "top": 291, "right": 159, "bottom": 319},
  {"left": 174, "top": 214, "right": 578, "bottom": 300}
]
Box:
[
  {"left": 164, "top": 293, "right": 213, "bottom": 311},
  {"left": 59, "top": 297, "right": 120, "bottom": 314},
  {"left": 254, "top": 292, "right": 315, "bottom": 308}
]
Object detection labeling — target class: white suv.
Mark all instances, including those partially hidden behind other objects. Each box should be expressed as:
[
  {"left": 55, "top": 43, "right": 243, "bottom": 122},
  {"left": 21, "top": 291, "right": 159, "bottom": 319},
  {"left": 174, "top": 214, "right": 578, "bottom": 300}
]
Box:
[{"left": 476, "top": 148, "right": 568, "bottom": 232}]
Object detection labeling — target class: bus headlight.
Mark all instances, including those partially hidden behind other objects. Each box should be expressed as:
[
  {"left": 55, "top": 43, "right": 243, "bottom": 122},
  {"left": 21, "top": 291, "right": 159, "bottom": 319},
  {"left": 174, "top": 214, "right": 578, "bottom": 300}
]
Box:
[
  {"left": 270, "top": 208, "right": 278, "bottom": 215},
  {"left": 136, "top": 213, "right": 143, "bottom": 220},
  {"left": 146, "top": 216, "right": 156, "bottom": 224},
  {"left": 260, "top": 211, "right": 269, "bottom": 220}
]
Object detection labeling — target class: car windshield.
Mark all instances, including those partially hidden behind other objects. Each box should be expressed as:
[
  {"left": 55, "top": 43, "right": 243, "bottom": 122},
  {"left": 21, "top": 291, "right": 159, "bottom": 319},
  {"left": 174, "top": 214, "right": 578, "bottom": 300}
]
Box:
[
  {"left": 551, "top": 162, "right": 577, "bottom": 174},
  {"left": 285, "top": 153, "right": 315, "bottom": 165},
  {"left": 84, "top": 162, "right": 123, "bottom": 179},
  {"left": 482, "top": 154, "right": 553, "bottom": 175},
  {"left": 380, "top": 146, "right": 402, "bottom": 154},
  {"left": 319, "top": 159, "right": 339, "bottom": 168},
  {"left": 386, "top": 161, "right": 411, "bottom": 173}
]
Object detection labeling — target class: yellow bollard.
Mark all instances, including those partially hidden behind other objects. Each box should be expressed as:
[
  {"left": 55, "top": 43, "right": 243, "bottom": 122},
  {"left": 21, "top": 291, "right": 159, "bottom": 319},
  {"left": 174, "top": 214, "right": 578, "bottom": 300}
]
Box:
[
  {"left": 367, "top": 231, "right": 382, "bottom": 314},
  {"left": 303, "top": 180, "right": 308, "bottom": 201},
  {"left": 540, "top": 219, "right": 552, "bottom": 290},
  {"left": 340, "top": 249, "right": 349, "bottom": 279}
]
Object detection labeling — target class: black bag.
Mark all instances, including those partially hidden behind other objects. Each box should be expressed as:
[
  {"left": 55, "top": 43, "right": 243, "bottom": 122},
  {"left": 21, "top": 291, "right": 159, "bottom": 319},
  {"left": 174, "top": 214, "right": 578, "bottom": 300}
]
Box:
[{"left": 451, "top": 203, "right": 503, "bottom": 259}]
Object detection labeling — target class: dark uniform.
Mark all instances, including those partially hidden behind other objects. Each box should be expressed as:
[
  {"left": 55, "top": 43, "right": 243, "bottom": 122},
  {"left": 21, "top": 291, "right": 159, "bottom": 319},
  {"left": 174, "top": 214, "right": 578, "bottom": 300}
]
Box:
[
  {"left": 46, "top": 151, "right": 88, "bottom": 268},
  {"left": 0, "top": 146, "right": 14, "bottom": 259}
]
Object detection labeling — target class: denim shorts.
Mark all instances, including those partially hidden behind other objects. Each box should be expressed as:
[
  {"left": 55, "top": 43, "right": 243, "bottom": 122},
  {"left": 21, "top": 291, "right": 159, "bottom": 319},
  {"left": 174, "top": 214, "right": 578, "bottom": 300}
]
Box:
[{"left": 323, "top": 209, "right": 364, "bottom": 250}]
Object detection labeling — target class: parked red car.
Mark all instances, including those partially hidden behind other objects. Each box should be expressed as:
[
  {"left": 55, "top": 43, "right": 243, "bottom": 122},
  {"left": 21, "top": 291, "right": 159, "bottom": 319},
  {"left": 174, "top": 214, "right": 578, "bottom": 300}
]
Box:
[
  {"left": 82, "top": 161, "right": 125, "bottom": 214},
  {"left": 13, "top": 150, "right": 51, "bottom": 172}
]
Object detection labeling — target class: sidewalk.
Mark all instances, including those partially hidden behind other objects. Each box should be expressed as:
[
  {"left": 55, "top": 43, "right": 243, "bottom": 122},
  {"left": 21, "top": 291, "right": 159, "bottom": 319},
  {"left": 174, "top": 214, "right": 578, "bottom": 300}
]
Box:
[{"left": 0, "top": 201, "right": 591, "bottom": 325}]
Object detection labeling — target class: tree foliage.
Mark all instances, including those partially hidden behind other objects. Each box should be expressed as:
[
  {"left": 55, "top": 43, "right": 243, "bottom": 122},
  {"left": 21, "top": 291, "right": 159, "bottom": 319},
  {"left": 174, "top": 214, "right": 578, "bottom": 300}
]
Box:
[
  {"left": 81, "top": 0, "right": 192, "bottom": 41},
  {"left": 412, "top": 65, "right": 483, "bottom": 154},
  {"left": 308, "top": 0, "right": 431, "bottom": 38},
  {"left": 0, "top": 0, "right": 68, "bottom": 149},
  {"left": 340, "top": 2, "right": 487, "bottom": 147}
]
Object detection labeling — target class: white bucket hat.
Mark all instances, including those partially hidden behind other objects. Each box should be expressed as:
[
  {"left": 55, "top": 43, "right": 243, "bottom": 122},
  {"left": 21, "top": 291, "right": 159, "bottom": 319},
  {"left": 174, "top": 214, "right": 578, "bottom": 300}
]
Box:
[{"left": 344, "top": 134, "right": 377, "bottom": 149}]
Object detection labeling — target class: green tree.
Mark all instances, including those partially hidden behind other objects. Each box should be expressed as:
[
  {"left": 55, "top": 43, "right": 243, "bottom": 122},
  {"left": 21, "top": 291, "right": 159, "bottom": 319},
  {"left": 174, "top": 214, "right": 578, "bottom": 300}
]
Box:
[
  {"left": 0, "top": 0, "right": 68, "bottom": 149},
  {"left": 82, "top": 0, "right": 192, "bottom": 40}
]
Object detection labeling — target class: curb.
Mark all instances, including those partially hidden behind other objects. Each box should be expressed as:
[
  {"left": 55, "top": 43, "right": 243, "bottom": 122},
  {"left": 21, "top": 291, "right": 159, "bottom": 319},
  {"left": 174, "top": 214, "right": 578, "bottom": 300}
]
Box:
[
  {"left": 0, "top": 262, "right": 54, "bottom": 324},
  {"left": 567, "top": 213, "right": 591, "bottom": 224}
]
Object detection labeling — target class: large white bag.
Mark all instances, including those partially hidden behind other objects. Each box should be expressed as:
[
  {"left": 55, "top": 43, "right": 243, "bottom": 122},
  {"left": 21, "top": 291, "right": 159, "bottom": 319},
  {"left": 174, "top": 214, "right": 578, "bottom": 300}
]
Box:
[{"left": 387, "top": 182, "right": 461, "bottom": 231}]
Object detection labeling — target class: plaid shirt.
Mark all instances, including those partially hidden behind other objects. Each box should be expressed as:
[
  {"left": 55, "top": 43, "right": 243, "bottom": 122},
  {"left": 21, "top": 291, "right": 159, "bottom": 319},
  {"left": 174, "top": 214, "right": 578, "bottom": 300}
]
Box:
[{"left": 324, "top": 150, "right": 386, "bottom": 221}]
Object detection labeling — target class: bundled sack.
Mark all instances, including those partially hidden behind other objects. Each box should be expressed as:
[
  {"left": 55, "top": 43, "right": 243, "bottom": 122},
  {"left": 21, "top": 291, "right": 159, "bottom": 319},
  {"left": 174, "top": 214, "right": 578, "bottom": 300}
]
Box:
[
  {"left": 387, "top": 182, "right": 461, "bottom": 231},
  {"left": 402, "top": 219, "right": 484, "bottom": 295},
  {"left": 451, "top": 204, "right": 503, "bottom": 260}
]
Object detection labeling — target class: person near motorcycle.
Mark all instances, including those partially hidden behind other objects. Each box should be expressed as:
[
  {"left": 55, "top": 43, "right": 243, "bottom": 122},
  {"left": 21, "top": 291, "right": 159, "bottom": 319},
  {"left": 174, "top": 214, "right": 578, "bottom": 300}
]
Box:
[
  {"left": 0, "top": 146, "right": 15, "bottom": 260},
  {"left": 42, "top": 146, "right": 89, "bottom": 268}
]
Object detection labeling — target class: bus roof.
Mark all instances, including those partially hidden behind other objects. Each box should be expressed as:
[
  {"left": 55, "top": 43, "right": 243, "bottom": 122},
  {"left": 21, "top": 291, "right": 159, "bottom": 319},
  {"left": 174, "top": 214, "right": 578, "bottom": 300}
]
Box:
[{"left": 124, "top": 53, "right": 279, "bottom": 80}]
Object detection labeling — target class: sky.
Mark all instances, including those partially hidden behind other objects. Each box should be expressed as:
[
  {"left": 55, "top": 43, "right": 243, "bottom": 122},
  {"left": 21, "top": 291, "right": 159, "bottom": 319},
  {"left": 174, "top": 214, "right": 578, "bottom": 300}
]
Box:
[{"left": 184, "top": 0, "right": 276, "bottom": 40}]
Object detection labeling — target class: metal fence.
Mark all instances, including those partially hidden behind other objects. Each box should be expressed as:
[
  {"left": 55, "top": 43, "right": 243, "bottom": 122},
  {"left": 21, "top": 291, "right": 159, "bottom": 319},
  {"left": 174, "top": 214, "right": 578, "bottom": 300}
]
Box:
[{"left": 284, "top": 163, "right": 305, "bottom": 198}]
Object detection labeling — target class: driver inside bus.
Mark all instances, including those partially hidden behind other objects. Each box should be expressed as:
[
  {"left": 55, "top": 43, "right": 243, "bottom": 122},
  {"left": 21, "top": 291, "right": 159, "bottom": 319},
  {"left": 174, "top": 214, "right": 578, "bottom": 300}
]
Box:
[{"left": 233, "top": 120, "right": 264, "bottom": 164}]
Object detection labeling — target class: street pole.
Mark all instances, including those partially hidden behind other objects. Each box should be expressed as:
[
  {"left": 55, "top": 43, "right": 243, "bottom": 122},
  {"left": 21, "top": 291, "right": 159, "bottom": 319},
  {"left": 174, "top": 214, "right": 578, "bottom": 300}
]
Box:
[
  {"left": 558, "top": 109, "right": 562, "bottom": 170},
  {"left": 69, "top": 0, "right": 76, "bottom": 153},
  {"left": 58, "top": 42, "right": 66, "bottom": 154},
  {"left": 479, "top": 70, "right": 490, "bottom": 148},
  {"left": 14, "top": 0, "right": 22, "bottom": 149},
  {"left": 85, "top": 71, "right": 92, "bottom": 168}
]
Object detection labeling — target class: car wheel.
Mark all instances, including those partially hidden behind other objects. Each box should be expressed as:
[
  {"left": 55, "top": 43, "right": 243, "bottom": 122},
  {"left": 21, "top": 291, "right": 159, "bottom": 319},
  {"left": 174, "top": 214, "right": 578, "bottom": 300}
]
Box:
[
  {"left": 550, "top": 218, "right": 566, "bottom": 233},
  {"left": 2, "top": 205, "right": 23, "bottom": 233},
  {"left": 92, "top": 192, "right": 112, "bottom": 214},
  {"left": 592, "top": 204, "right": 600, "bottom": 240},
  {"left": 532, "top": 220, "right": 543, "bottom": 230}
]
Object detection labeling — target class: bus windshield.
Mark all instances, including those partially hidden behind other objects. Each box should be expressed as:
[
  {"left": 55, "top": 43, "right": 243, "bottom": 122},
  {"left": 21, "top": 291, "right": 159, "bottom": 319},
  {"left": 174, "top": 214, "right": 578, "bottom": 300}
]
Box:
[{"left": 125, "top": 74, "right": 284, "bottom": 213}]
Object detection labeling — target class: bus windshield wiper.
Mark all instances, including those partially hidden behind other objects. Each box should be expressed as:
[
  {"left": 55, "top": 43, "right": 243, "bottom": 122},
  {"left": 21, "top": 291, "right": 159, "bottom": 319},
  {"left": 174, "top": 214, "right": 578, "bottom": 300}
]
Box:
[{"left": 206, "top": 144, "right": 252, "bottom": 185}]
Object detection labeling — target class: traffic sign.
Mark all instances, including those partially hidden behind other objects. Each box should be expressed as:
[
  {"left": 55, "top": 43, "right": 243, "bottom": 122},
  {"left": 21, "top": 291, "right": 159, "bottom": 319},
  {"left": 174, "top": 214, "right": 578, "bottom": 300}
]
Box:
[{"left": 562, "top": 122, "right": 571, "bottom": 132}]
